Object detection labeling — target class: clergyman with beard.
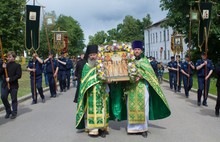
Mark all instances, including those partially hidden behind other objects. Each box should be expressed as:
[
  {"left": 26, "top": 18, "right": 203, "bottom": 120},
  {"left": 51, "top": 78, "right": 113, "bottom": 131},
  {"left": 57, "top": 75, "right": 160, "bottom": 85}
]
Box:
[{"left": 75, "top": 45, "right": 109, "bottom": 138}]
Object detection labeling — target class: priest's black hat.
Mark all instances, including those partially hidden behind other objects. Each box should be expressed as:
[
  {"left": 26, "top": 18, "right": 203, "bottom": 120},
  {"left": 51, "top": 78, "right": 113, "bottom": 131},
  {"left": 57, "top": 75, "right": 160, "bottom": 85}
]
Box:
[
  {"left": 86, "top": 45, "right": 98, "bottom": 54},
  {"left": 132, "top": 40, "right": 143, "bottom": 50},
  {"left": 84, "top": 44, "right": 98, "bottom": 60}
]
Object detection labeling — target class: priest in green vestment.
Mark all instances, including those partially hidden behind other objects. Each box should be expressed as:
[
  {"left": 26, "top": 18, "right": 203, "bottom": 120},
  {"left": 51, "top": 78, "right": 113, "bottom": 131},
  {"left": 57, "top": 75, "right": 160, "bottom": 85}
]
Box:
[
  {"left": 126, "top": 40, "right": 171, "bottom": 138},
  {"left": 75, "top": 45, "right": 109, "bottom": 138}
]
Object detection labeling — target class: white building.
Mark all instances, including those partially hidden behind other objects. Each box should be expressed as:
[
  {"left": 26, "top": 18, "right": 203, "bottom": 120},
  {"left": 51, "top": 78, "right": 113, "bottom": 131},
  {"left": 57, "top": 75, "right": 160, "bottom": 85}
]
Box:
[{"left": 144, "top": 18, "right": 188, "bottom": 64}]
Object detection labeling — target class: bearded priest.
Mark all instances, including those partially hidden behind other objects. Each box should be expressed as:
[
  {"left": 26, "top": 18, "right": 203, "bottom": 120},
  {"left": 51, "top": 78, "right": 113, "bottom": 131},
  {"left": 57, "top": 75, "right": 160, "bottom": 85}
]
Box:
[
  {"left": 126, "top": 40, "right": 171, "bottom": 138},
  {"left": 75, "top": 45, "right": 109, "bottom": 138}
]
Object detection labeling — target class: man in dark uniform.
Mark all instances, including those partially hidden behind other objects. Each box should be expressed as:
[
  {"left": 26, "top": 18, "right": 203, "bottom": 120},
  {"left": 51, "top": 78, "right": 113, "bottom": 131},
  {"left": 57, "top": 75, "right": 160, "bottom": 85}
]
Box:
[
  {"left": 0, "top": 51, "right": 22, "bottom": 119},
  {"left": 167, "top": 56, "right": 177, "bottom": 91},
  {"left": 73, "top": 53, "right": 86, "bottom": 103},
  {"left": 27, "top": 53, "right": 45, "bottom": 104},
  {"left": 150, "top": 57, "right": 158, "bottom": 78},
  {"left": 66, "top": 55, "right": 73, "bottom": 90},
  {"left": 57, "top": 52, "right": 67, "bottom": 92},
  {"left": 195, "top": 52, "right": 214, "bottom": 106},
  {"left": 44, "top": 51, "right": 58, "bottom": 98},
  {"left": 176, "top": 55, "right": 182, "bottom": 92},
  {"left": 181, "top": 55, "right": 195, "bottom": 98},
  {"left": 215, "top": 58, "right": 220, "bottom": 116}
]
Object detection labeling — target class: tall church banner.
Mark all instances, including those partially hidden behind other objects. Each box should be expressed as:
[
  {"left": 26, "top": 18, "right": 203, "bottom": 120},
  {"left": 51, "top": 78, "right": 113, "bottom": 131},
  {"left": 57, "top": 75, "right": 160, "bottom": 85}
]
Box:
[
  {"left": 198, "top": 2, "right": 212, "bottom": 50},
  {"left": 25, "top": 5, "right": 41, "bottom": 51}
]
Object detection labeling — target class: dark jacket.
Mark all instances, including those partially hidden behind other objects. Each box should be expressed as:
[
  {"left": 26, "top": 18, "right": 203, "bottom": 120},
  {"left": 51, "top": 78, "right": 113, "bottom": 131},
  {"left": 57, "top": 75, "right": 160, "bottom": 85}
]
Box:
[
  {"left": 215, "top": 61, "right": 220, "bottom": 87},
  {"left": 0, "top": 61, "right": 22, "bottom": 89},
  {"left": 74, "top": 59, "right": 86, "bottom": 103}
]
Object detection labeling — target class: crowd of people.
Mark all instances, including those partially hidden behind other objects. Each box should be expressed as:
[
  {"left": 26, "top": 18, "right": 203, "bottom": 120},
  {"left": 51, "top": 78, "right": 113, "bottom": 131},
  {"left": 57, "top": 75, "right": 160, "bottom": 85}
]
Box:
[
  {"left": 0, "top": 40, "right": 219, "bottom": 139},
  {"left": 0, "top": 50, "right": 80, "bottom": 119},
  {"left": 165, "top": 53, "right": 220, "bottom": 116}
]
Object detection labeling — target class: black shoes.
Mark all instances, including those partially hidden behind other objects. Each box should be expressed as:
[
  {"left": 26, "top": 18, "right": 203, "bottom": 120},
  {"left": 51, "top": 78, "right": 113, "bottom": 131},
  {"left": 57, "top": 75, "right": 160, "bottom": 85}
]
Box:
[
  {"left": 197, "top": 102, "right": 201, "bottom": 106},
  {"left": 5, "top": 113, "right": 16, "bottom": 119},
  {"left": 31, "top": 101, "right": 37, "bottom": 105},
  {"left": 10, "top": 114, "right": 17, "bottom": 119},
  {"left": 5, "top": 113, "right": 11, "bottom": 119},
  {"left": 142, "top": 131, "right": 148, "bottom": 138},
  {"left": 99, "top": 129, "right": 106, "bottom": 138},
  {"left": 202, "top": 102, "right": 208, "bottom": 107}
]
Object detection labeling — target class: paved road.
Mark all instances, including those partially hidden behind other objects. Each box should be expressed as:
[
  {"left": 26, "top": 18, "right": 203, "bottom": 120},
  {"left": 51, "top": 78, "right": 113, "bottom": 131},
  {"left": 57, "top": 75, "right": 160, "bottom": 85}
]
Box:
[{"left": 0, "top": 83, "right": 219, "bottom": 142}]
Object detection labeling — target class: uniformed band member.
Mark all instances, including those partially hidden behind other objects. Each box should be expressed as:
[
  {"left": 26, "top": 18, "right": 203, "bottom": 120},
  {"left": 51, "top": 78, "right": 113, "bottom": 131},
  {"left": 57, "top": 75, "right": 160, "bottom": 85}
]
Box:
[
  {"left": 66, "top": 56, "right": 73, "bottom": 90},
  {"left": 0, "top": 51, "right": 22, "bottom": 119},
  {"left": 181, "top": 55, "right": 195, "bottom": 98},
  {"left": 215, "top": 58, "right": 220, "bottom": 116},
  {"left": 195, "top": 52, "right": 214, "bottom": 106},
  {"left": 167, "top": 56, "right": 177, "bottom": 91},
  {"left": 176, "top": 55, "right": 182, "bottom": 92},
  {"left": 44, "top": 51, "right": 58, "bottom": 98},
  {"left": 150, "top": 57, "right": 158, "bottom": 77},
  {"left": 57, "top": 52, "right": 67, "bottom": 92},
  {"left": 27, "top": 53, "right": 45, "bottom": 104}
]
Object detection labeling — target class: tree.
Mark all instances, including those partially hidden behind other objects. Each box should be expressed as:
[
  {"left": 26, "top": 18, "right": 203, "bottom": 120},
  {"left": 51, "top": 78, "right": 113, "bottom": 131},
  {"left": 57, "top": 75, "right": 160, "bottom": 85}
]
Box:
[
  {"left": 55, "top": 15, "right": 85, "bottom": 56},
  {"left": 0, "top": 0, "right": 26, "bottom": 54},
  {"left": 160, "top": 0, "right": 220, "bottom": 63},
  {"left": 88, "top": 31, "right": 107, "bottom": 45},
  {"left": 88, "top": 15, "right": 152, "bottom": 44},
  {"left": 40, "top": 14, "right": 85, "bottom": 57}
]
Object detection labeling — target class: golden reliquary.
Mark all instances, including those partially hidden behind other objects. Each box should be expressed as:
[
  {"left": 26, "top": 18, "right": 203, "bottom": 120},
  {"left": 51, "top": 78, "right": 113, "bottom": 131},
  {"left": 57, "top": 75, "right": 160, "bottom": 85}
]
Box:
[{"left": 97, "top": 43, "right": 136, "bottom": 82}]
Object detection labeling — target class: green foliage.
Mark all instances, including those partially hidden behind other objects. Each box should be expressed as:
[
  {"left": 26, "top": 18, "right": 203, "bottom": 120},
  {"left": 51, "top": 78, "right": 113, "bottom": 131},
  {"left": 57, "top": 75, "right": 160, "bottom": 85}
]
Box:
[
  {"left": 88, "top": 14, "right": 152, "bottom": 45},
  {"left": 88, "top": 31, "right": 107, "bottom": 45},
  {"left": 55, "top": 15, "right": 85, "bottom": 56},
  {"left": 39, "top": 13, "right": 85, "bottom": 58},
  {"left": 0, "top": 0, "right": 26, "bottom": 54},
  {"left": 160, "top": 0, "right": 220, "bottom": 64}
]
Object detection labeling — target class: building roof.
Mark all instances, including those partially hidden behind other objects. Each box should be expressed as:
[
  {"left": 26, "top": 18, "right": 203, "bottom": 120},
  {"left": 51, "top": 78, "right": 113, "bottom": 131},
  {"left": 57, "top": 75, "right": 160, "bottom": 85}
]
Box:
[{"left": 145, "top": 18, "right": 167, "bottom": 29}]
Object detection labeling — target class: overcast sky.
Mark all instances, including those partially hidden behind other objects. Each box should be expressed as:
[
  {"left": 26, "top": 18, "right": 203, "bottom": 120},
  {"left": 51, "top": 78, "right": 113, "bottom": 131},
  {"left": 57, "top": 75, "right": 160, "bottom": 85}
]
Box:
[{"left": 29, "top": 0, "right": 167, "bottom": 43}]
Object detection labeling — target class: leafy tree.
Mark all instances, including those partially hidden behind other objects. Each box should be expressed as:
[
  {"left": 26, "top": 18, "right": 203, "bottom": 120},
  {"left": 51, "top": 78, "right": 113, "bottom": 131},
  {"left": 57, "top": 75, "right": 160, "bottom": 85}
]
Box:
[
  {"left": 88, "top": 30, "right": 107, "bottom": 45},
  {"left": 55, "top": 15, "right": 85, "bottom": 56},
  {"left": 39, "top": 14, "right": 85, "bottom": 57},
  {"left": 88, "top": 15, "right": 152, "bottom": 44},
  {"left": 0, "top": 0, "right": 26, "bottom": 55},
  {"left": 160, "top": 0, "right": 220, "bottom": 63}
]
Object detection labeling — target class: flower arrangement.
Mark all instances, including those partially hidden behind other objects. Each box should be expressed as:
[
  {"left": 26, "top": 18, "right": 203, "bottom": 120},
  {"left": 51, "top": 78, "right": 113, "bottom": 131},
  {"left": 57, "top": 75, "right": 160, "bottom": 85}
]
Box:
[{"left": 96, "top": 42, "right": 138, "bottom": 82}]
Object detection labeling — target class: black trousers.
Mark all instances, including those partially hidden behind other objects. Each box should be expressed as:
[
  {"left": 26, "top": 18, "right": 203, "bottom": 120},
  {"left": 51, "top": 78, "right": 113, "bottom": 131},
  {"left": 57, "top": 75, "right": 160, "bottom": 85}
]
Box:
[
  {"left": 216, "top": 87, "right": 220, "bottom": 110},
  {"left": 47, "top": 73, "right": 57, "bottom": 97},
  {"left": 1, "top": 87, "right": 18, "bottom": 115},
  {"left": 58, "top": 71, "right": 66, "bottom": 91},
  {"left": 66, "top": 70, "right": 71, "bottom": 89},
  {"left": 30, "top": 77, "right": 44, "bottom": 102}
]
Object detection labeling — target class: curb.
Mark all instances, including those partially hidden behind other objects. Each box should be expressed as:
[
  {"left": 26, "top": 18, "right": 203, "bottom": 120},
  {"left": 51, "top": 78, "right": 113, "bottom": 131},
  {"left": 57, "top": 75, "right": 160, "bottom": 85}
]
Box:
[
  {"left": 0, "top": 86, "right": 50, "bottom": 112},
  {"left": 163, "top": 78, "right": 217, "bottom": 100}
]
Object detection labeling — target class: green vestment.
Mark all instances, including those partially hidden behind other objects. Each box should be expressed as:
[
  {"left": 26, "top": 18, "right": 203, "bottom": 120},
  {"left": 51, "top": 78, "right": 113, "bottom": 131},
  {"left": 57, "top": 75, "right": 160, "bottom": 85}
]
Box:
[
  {"left": 127, "top": 57, "right": 171, "bottom": 124},
  {"left": 76, "top": 63, "right": 109, "bottom": 129}
]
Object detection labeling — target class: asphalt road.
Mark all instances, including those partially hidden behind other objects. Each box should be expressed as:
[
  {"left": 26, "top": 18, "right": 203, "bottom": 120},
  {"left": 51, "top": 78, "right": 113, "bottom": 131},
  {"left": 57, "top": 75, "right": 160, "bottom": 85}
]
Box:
[{"left": 0, "top": 82, "right": 219, "bottom": 142}]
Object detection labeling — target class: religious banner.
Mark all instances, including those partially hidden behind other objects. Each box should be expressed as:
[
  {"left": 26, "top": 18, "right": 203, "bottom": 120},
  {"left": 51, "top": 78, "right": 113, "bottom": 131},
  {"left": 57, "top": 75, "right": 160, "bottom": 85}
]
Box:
[
  {"left": 198, "top": 2, "right": 212, "bottom": 50},
  {"left": 171, "top": 33, "right": 183, "bottom": 54},
  {"left": 96, "top": 43, "right": 137, "bottom": 82},
  {"left": 25, "top": 5, "right": 41, "bottom": 51}
]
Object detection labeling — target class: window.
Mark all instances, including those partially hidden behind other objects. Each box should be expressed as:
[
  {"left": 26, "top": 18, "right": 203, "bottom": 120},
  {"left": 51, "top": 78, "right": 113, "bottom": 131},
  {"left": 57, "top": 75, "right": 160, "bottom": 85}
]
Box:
[
  {"left": 153, "top": 33, "right": 155, "bottom": 43},
  {"left": 168, "top": 50, "right": 170, "bottom": 59},
  {"left": 160, "top": 31, "right": 162, "bottom": 42},
  {"left": 156, "top": 33, "right": 158, "bottom": 43},
  {"left": 151, "top": 34, "right": 153, "bottom": 43},
  {"left": 164, "top": 30, "right": 166, "bottom": 41},
  {"left": 167, "top": 29, "right": 169, "bottom": 41},
  {"left": 164, "top": 51, "right": 166, "bottom": 60}
]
